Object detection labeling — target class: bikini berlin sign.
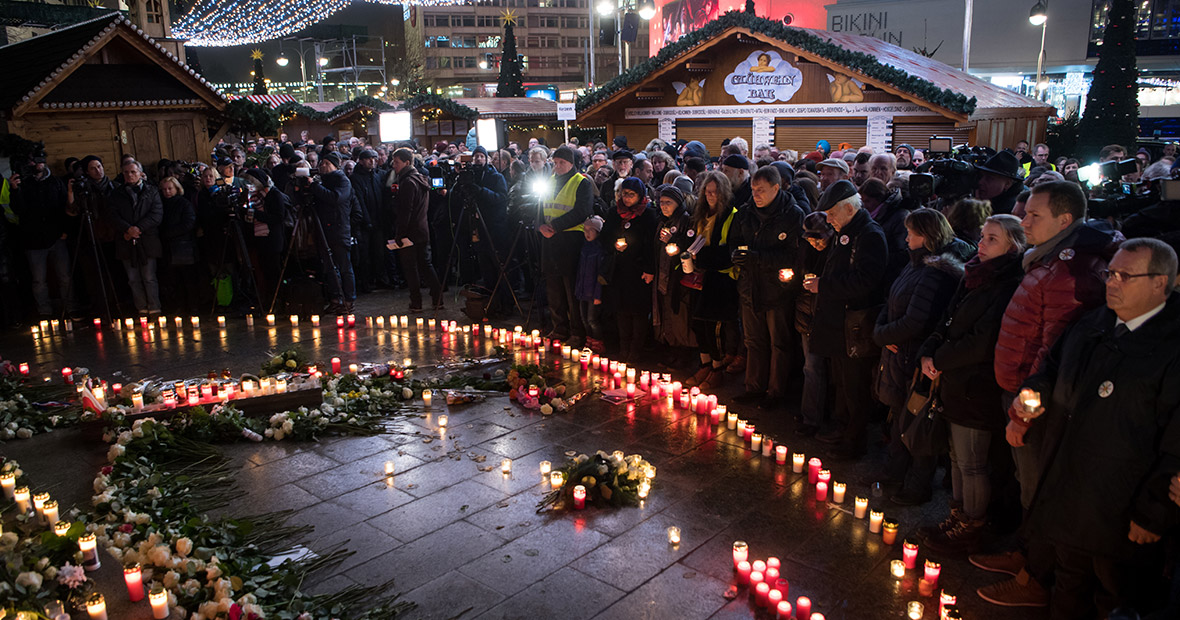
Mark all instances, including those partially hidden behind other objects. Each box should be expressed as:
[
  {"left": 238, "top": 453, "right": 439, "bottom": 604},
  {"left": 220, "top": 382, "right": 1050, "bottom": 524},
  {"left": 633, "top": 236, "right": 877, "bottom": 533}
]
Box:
[{"left": 724, "top": 51, "right": 803, "bottom": 104}]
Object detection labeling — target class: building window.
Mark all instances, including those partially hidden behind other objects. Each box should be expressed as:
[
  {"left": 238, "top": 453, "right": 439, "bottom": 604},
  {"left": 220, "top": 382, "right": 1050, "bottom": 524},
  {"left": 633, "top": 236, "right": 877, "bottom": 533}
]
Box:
[
  {"left": 478, "top": 35, "right": 502, "bottom": 48},
  {"left": 439, "top": 57, "right": 452, "bottom": 69},
  {"left": 145, "top": 0, "right": 163, "bottom": 24},
  {"left": 1090, "top": 0, "right": 1180, "bottom": 55}
]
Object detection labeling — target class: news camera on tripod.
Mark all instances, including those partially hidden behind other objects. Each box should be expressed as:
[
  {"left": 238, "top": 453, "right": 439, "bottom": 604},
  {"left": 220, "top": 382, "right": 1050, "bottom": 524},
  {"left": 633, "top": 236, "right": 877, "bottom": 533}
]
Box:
[
  {"left": 290, "top": 151, "right": 355, "bottom": 315},
  {"left": 457, "top": 146, "right": 510, "bottom": 314}
]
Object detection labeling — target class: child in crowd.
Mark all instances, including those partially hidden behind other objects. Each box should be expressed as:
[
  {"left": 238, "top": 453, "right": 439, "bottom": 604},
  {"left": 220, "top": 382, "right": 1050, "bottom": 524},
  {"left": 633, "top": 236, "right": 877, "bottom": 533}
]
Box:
[{"left": 575, "top": 215, "right": 606, "bottom": 351}]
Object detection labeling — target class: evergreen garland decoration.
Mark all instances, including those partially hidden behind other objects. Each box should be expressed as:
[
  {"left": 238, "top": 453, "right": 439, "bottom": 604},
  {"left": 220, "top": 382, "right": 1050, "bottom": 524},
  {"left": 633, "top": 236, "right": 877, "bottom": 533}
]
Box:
[
  {"left": 576, "top": 11, "right": 977, "bottom": 116},
  {"left": 1076, "top": 0, "right": 1139, "bottom": 160},
  {"left": 399, "top": 93, "right": 480, "bottom": 121},
  {"left": 224, "top": 98, "right": 280, "bottom": 138},
  {"left": 276, "top": 97, "right": 396, "bottom": 124}
]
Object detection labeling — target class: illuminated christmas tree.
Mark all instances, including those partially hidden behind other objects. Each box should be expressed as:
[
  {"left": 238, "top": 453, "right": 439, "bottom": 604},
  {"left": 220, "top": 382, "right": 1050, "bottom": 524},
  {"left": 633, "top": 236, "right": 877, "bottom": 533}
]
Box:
[
  {"left": 252, "top": 49, "right": 268, "bottom": 95},
  {"left": 496, "top": 10, "right": 525, "bottom": 98},
  {"left": 1076, "top": 0, "right": 1138, "bottom": 160}
]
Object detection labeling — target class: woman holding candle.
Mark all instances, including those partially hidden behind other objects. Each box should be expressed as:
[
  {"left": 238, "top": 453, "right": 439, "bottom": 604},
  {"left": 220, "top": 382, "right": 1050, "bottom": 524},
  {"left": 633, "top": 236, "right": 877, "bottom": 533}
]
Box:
[
  {"left": 873, "top": 209, "right": 969, "bottom": 504},
  {"left": 794, "top": 212, "right": 835, "bottom": 437},
  {"left": 650, "top": 184, "right": 697, "bottom": 363},
  {"left": 683, "top": 171, "right": 741, "bottom": 391},
  {"left": 915, "top": 215, "right": 1026, "bottom": 554},
  {"left": 601, "top": 177, "right": 657, "bottom": 362}
]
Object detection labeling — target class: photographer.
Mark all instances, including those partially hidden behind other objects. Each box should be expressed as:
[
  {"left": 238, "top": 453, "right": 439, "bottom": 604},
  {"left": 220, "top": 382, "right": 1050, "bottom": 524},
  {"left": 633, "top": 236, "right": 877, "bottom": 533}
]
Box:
[
  {"left": 242, "top": 169, "right": 289, "bottom": 311},
  {"left": 66, "top": 155, "right": 119, "bottom": 313},
  {"left": 387, "top": 147, "right": 442, "bottom": 312},
  {"left": 107, "top": 159, "right": 163, "bottom": 316},
  {"left": 14, "top": 151, "right": 77, "bottom": 318},
  {"left": 973, "top": 151, "right": 1024, "bottom": 215},
  {"left": 462, "top": 146, "right": 511, "bottom": 314},
  {"left": 301, "top": 152, "right": 355, "bottom": 315}
]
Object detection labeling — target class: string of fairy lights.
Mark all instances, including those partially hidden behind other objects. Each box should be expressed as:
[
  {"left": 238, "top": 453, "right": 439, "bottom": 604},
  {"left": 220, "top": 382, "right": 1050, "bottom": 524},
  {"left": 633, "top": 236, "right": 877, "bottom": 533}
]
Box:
[{"left": 174, "top": 0, "right": 468, "bottom": 47}]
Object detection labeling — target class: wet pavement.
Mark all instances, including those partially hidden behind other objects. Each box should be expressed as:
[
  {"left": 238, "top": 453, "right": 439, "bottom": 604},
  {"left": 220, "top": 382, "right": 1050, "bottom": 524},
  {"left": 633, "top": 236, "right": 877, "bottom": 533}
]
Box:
[{"left": 2, "top": 290, "right": 1048, "bottom": 619}]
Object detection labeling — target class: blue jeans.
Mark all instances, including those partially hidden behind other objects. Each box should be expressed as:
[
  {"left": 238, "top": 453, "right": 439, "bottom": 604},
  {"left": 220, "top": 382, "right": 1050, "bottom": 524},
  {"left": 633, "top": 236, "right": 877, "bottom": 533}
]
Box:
[
  {"left": 122, "top": 258, "right": 161, "bottom": 314},
  {"left": 800, "top": 335, "right": 827, "bottom": 426},
  {"left": 26, "top": 240, "right": 76, "bottom": 315},
  {"left": 1005, "top": 390, "right": 1044, "bottom": 510},
  {"left": 948, "top": 421, "right": 992, "bottom": 521}
]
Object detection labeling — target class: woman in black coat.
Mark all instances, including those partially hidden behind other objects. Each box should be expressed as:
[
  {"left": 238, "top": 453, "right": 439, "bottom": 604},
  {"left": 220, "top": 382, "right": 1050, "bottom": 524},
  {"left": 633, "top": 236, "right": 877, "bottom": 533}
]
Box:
[
  {"left": 601, "top": 177, "right": 657, "bottom": 361},
  {"left": 158, "top": 176, "right": 199, "bottom": 314},
  {"left": 651, "top": 184, "right": 696, "bottom": 352},
  {"left": 684, "top": 171, "right": 741, "bottom": 390},
  {"left": 917, "top": 214, "right": 1026, "bottom": 553},
  {"left": 874, "top": 208, "right": 966, "bottom": 505}
]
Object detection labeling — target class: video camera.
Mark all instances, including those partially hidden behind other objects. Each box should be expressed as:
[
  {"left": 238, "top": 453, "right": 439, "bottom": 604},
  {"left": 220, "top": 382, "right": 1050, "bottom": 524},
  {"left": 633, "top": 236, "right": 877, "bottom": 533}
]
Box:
[
  {"left": 290, "top": 168, "right": 321, "bottom": 206},
  {"left": 434, "top": 154, "right": 476, "bottom": 190},
  {"left": 908, "top": 137, "right": 986, "bottom": 202},
  {"left": 213, "top": 179, "right": 251, "bottom": 221},
  {"left": 1085, "top": 158, "right": 1155, "bottom": 219}
]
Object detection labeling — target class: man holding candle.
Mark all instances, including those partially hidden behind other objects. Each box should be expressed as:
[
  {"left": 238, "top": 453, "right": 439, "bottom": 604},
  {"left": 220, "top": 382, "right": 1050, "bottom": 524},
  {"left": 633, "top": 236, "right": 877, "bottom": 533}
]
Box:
[
  {"left": 1015, "top": 238, "right": 1180, "bottom": 619},
  {"left": 538, "top": 145, "right": 594, "bottom": 349},
  {"left": 729, "top": 165, "right": 805, "bottom": 409}
]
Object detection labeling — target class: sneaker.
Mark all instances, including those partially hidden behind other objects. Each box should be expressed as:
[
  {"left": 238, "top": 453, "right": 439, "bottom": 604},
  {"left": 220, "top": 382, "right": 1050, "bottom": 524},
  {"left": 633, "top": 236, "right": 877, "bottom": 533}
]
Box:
[
  {"left": 918, "top": 508, "right": 966, "bottom": 541},
  {"left": 969, "top": 550, "right": 1026, "bottom": 577},
  {"left": 815, "top": 429, "right": 844, "bottom": 445},
  {"left": 725, "top": 355, "right": 746, "bottom": 374},
  {"left": 733, "top": 391, "right": 765, "bottom": 404},
  {"left": 685, "top": 365, "right": 713, "bottom": 387},
  {"left": 926, "top": 519, "right": 985, "bottom": 555},
  {"left": 699, "top": 368, "right": 725, "bottom": 391},
  {"left": 976, "top": 570, "right": 1048, "bottom": 608}
]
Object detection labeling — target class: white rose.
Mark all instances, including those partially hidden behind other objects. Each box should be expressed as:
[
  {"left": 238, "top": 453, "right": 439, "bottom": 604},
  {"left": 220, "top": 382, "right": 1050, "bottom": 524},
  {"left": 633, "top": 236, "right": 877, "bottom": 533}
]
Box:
[
  {"left": 183, "top": 579, "right": 201, "bottom": 597},
  {"left": 243, "top": 603, "right": 265, "bottom": 618},
  {"left": 148, "top": 544, "right": 171, "bottom": 567},
  {"left": 15, "top": 428, "right": 32, "bottom": 439},
  {"left": 281, "top": 420, "right": 294, "bottom": 434},
  {"left": 164, "top": 570, "right": 181, "bottom": 589},
  {"left": 135, "top": 513, "right": 151, "bottom": 525},
  {"left": 540, "top": 404, "right": 553, "bottom": 415},
  {"left": 117, "top": 430, "right": 133, "bottom": 445},
  {"left": 15, "top": 571, "right": 43, "bottom": 590},
  {"left": 107, "top": 444, "right": 125, "bottom": 462},
  {"left": 272, "top": 429, "right": 285, "bottom": 441},
  {"left": 402, "top": 387, "right": 413, "bottom": 399},
  {"left": 132, "top": 426, "right": 144, "bottom": 438},
  {"left": 206, "top": 564, "right": 222, "bottom": 580},
  {"left": 175, "top": 537, "right": 193, "bottom": 557}
]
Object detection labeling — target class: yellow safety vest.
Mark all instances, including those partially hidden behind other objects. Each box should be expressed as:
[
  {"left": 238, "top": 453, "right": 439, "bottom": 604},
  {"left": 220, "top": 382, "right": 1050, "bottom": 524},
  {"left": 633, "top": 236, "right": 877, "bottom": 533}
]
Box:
[
  {"left": 1021, "top": 161, "right": 1056, "bottom": 177},
  {"left": 542, "top": 172, "right": 587, "bottom": 232},
  {"left": 699, "top": 208, "right": 738, "bottom": 280},
  {"left": 0, "top": 178, "right": 14, "bottom": 225}
]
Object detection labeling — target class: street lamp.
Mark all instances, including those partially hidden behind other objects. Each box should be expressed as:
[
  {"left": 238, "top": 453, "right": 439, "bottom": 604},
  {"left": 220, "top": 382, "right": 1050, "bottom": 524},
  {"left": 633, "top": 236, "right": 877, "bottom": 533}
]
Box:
[
  {"left": 1029, "top": 0, "right": 1048, "bottom": 97},
  {"left": 588, "top": 0, "right": 653, "bottom": 89},
  {"left": 638, "top": 0, "right": 655, "bottom": 20},
  {"left": 597, "top": 1, "right": 613, "bottom": 16},
  {"left": 275, "top": 39, "right": 328, "bottom": 103},
  {"left": 276, "top": 53, "right": 290, "bottom": 67}
]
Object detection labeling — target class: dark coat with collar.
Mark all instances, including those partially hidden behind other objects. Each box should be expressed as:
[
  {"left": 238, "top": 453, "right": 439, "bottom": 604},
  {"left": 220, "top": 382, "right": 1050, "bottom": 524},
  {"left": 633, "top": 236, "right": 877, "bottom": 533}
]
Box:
[
  {"left": 872, "top": 188, "right": 911, "bottom": 287},
  {"left": 810, "top": 208, "right": 890, "bottom": 358},
  {"left": 1026, "top": 296, "right": 1180, "bottom": 559},
  {"left": 107, "top": 180, "right": 163, "bottom": 263},
  {"left": 691, "top": 202, "right": 741, "bottom": 322},
  {"left": 161, "top": 194, "right": 197, "bottom": 265},
  {"left": 728, "top": 190, "right": 805, "bottom": 312},
  {"left": 601, "top": 203, "right": 657, "bottom": 314},
  {"left": 309, "top": 169, "right": 352, "bottom": 246}
]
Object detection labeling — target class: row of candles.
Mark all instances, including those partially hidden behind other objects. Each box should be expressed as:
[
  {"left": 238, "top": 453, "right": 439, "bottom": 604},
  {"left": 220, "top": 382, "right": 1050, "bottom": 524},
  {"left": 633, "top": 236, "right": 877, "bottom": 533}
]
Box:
[
  {"left": 539, "top": 339, "right": 967, "bottom": 618},
  {"left": 31, "top": 313, "right": 516, "bottom": 337},
  {"left": 1, "top": 477, "right": 170, "bottom": 619}
]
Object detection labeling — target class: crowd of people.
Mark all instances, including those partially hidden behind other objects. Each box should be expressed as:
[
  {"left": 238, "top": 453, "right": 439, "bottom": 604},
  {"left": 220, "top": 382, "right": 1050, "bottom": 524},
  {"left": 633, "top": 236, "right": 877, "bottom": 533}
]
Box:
[{"left": 3, "top": 128, "right": 1180, "bottom": 617}]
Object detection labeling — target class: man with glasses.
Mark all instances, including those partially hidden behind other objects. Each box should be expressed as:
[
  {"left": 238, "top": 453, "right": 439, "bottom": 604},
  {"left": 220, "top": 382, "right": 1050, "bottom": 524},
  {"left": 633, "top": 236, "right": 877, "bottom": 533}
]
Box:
[
  {"left": 976, "top": 181, "right": 1118, "bottom": 608},
  {"left": 1014, "top": 237, "right": 1179, "bottom": 619},
  {"left": 1022, "top": 143, "right": 1055, "bottom": 177}
]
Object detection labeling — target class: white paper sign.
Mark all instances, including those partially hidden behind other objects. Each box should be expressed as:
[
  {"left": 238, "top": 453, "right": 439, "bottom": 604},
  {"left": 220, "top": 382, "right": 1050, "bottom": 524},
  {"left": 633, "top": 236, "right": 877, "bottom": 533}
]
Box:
[
  {"left": 557, "top": 103, "right": 577, "bottom": 121},
  {"left": 724, "top": 51, "right": 803, "bottom": 104},
  {"left": 658, "top": 118, "right": 675, "bottom": 143},
  {"left": 625, "top": 102, "right": 930, "bottom": 119}
]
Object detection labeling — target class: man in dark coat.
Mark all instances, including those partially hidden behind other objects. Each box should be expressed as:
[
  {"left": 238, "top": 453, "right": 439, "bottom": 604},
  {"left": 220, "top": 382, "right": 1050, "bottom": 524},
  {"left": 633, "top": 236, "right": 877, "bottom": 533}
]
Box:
[
  {"left": 1020, "top": 238, "right": 1180, "bottom": 619},
  {"left": 538, "top": 145, "right": 593, "bottom": 348},
  {"left": 387, "top": 147, "right": 442, "bottom": 312},
  {"left": 107, "top": 159, "right": 163, "bottom": 315},
  {"left": 15, "top": 153, "right": 76, "bottom": 317},
  {"left": 729, "top": 165, "right": 804, "bottom": 408},
  {"left": 466, "top": 145, "right": 512, "bottom": 314},
  {"left": 805, "top": 180, "right": 889, "bottom": 459},
  {"left": 599, "top": 150, "right": 634, "bottom": 211},
  {"left": 303, "top": 152, "right": 355, "bottom": 314},
  {"left": 351, "top": 149, "right": 389, "bottom": 290},
  {"left": 721, "top": 154, "right": 752, "bottom": 210}
]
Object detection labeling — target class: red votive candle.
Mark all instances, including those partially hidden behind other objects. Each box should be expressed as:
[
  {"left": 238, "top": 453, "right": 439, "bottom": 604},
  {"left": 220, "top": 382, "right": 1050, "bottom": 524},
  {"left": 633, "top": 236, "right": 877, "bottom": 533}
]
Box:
[
  {"left": 18, "top": 363, "right": 29, "bottom": 375},
  {"left": 816, "top": 481, "right": 828, "bottom": 502},
  {"left": 903, "top": 540, "right": 919, "bottom": 569},
  {"left": 755, "top": 581, "right": 770, "bottom": 607},
  {"left": 765, "top": 567, "right": 780, "bottom": 582},
  {"left": 817, "top": 469, "right": 831, "bottom": 485},
  {"left": 776, "top": 601, "right": 792, "bottom": 619},
  {"left": 736, "top": 560, "right": 751, "bottom": 584},
  {"left": 749, "top": 570, "right": 764, "bottom": 592},
  {"left": 768, "top": 588, "right": 783, "bottom": 610},
  {"left": 808, "top": 458, "right": 822, "bottom": 484},
  {"left": 752, "top": 560, "right": 766, "bottom": 573},
  {"left": 331, "top": 357, "right": 341, "bottom": 374},
  {"left": 924, "top": 560, "right": 941, "bottom": 589},
  {"left": 796, "top": 596, "right": 811, "bottom": 618},
  {"left": 573, "top": 485, "right": 586, "bottom": 510}
]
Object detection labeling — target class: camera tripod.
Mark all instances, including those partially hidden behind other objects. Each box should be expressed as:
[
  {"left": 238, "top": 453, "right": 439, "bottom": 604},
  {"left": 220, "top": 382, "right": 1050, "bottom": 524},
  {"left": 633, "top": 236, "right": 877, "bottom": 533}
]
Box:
[
  {"left": 269, "top": 198, "right": 344, "bottom": 315},
  {"left": 65, "top": 196, "right": 121, "bottom": 324},
  {"left": 441, "top": 182, "right": 524, "bottom": 318},
  {"left": 210, "top": 206, "right": 263, "bottom": 317}
]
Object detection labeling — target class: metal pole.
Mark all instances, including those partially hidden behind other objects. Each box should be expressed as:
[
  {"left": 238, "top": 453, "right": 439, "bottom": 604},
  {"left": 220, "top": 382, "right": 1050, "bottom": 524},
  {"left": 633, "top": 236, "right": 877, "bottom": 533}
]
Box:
[
  {"left": 617, "top": 7, "right": 622, "bottom": 79},
  {"left": 961, "top": 0, "right": 972, "bottom": 72},
  {"left": 314, "top": 40, "right": 325, "bottom": 102},
  {"left": 1035, "top": 20, "right": 1047, "bottom": 99},
  {"left": 588, "top": 0, "right": 596, "bottom": 87}
]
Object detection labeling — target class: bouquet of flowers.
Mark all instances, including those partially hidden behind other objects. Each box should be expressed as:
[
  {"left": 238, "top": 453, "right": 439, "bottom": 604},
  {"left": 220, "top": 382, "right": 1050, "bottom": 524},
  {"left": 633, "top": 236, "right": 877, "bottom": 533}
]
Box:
[
  {"left": 536, "top": 450, "right": 655, "bottom": 512},
  {"left": 260, "top": 347, "right": 307, "bottom": 376}
]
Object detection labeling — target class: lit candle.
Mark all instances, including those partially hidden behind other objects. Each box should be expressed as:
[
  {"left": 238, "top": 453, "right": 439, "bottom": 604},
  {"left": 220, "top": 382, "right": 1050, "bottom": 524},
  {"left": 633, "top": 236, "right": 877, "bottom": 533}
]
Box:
[
  {"left": 436, "top": 414, "right": 447, "bottom": 428},
  {"left": 775, "top": 445, "right": 788, "bottom": 464},
  {"left": 752, "top": 560, "right": 766, "bottom": 573},
  {"left": 349, "top": 363, "right": 359, "bottom": 375},
  {"left": 124, "top": 563, "right": 145, "bottom": 601},
  {"left": 924, "top": 559, "right": 941, "bottom": 589},
  {"left": 907, "top": 601, "right": 924, "bottom": 620},
  {"left": 336, "top": 315, "right": 345, "bottom": 328},
  {"left": 290, "top": 314, "right": 300, "bottom": 326},
  {"left": 42, "top": 499, "right": 59, "bottom": 526},
  {"left": 501, "top": 459, "right": 512, "bottom": 475},
  {"left": 755, "top": 581, "right": 771, "bottom": 607},
  {"left": 732, "top": 540, "right": 749, "bottom": 568},
  {"left": 796, "top": 596, "right": 811, "bottom": 619},
  {"left": 528, "top": 384, "right": 539, "bottom": 399},
  {"left": 672, "top": 381, "right": 682, "bottom": 401},
  {"left": 736, "top": 420, "right": 747, "bottom": 437},
  {"left": 627, "top": 383, "right": 636, "bottom": 397},
  {"left": 940, "top": 591, "right": 957, "bottom": 618},
  {"left": 744, "top": 423, "right": 755, "bottom": 441},
  {"left": 768, "top": 588, "right": 783, "bottom": 610},
  {"left": 1023, "top": 392, "right": 1041, "bottom": 413},
  {"left": 765, "top": 567, "right": 780, "bottom": 582},
  {"left": 550, "top": 471, "right": 564, "bottom": 487},
  {"left": 615, "top": 237, "right": 628, "bottom": 251},
  {"left": 245, "top": 314, "right": 254, "bottom": 327},
  {"left": 347, "top": 314, "right": 356, "bottom": 328},
  {"left": 750, "top": 570, "right": 764, "bottom": 594},
  {"left": 891, "top": 560, "right": 906, "bottom": 578},
  {"left": 792, "top": 453, "right": 806, "bottom": 473},
  {"left": 149, "top": 585, "right": 170, "bottom": 619},
  {"left": 562, "top": 344, "right": 572, "bottom": 358},
  {"left": 86, "top": 593, "right": 107, "bottom": 620},
  {"left": 573, "top": 485, "right": 587, "bottom": 509},
  {"left": 751, "top": 433, "right": 763, "bottom": 452},
  {"left": 94, "top": 317, "right": 102, "bottom": 328},
  {"left": 767, "top": 557, "right": 780, "bottom": 570},
  {"left": 14, "top": 486, "right": 29, "bottom": 513},
  {"left": 667, "top": 526, "right": 681, "bottom": 545},
  {"left": 710, "top": 407, "right": 721, "bottom": 425},
  {"left": 869, "top": 510, "right": 884, "bottom": 533},
  {"left": 903, "top": 539, "right": 919, "bottom": 568},
  {"left": 580, "top": 351, "right": 590, "bottom": 370},
  {"left": 18, "top": 362, "right": 28, "bottom": 375},
  {"left": 217, "top": 315, "right": 226, "bottom": 327},
  {"left": 736, "top": 560, "right": 751, "bottom": 584},
  {"left": 424, "top": 391, "right": 435, "bottom": 409},
  {"left": 727, "top": 411, "right": 738, "bottom": 430},
  {"left": 0, "top": 472, "right": 14, "bottom": 499},
  {"left": 33, "top": 492, "right": 49, "bottom": 520},
  {"left": 762, "top": 438, "right": 773, "bottom": 457},
  {"left": 626, "top": 367, "right": 637, "bottom": 384},
  {"left": 778, "top": 268, "right": 794, "bottom": 282},
  {"left": 377, "top": 316, "right": 385, "bottom": 328},
  {"left": 539, "top": 461, "right": 551, "bottom": 475},
  {"left": 54, "top": 520, "right": 71, "bottom": 537},
  {"left": 832, "top": 482, "right": 846, "bottom": 503},
  {"left": 61, "top": 367, "right": 73, "bottom": 384},
  {"left": 811, "top": 615, "right": 826, "bottom": 620},
  {"left": 883, "top": 519, "right": 899, "bottom": 544},
  {"left": 415, "top": 317, "right": 424, "bottom": 329},
  {"left": 817, "top": 469, "right": 831, "bottom": 485},
  {"left": 776, "top": 601, "right": 792, "bottom": 620},
  {"left": 385, "top": 461, "right": 395, "bottom": 477},
  {"left": 854, "top": 496, "right": 868, "bottom": 519},
  {"left": 79, "top": 533, "right": 100, "bottom": 570},
  {"left": 331, "top": 357, "right": 341, "bottom": 374},
  {"left": 815, "top": 481, "right": 828, "bottom": 502},
  {"left": 428, "top": 318, "right": 437, "bottom": 330},
  {"left": 918, "top": 578, "right": 935, "bottom": 597},
  {"left": 190, "top": 316, "right": 199, "bottom": 328},
  {"left": 808, "top": 457, "right": 822, "bottom": 484}
]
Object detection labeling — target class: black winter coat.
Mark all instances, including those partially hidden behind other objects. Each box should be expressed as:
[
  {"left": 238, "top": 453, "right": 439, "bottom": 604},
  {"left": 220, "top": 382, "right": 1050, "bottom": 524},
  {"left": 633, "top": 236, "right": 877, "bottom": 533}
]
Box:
[
  {"left": 14, "top": 172, "right": 67, "bottom": 251},
  {"left": 388, "top": 166, "right": 431, "bottom": 244},
  {"left": 873, "top": 189, "right": 911, "bottom": 287},
  {"left": 918, "top": 253, "right": 1023, "bottom": 430},
  {"left": 350, "top": 166, "right": 386, "bottom": 233},
  {"left": 691, "top": 203, "right": 740, "bottom": 322},
  {"left": 1026, "top": 296, "right": 1180, "bottom": 559},
  {"left": 308, "top": 170, "right": 352, "bottom": 246},
  {"left": 795, "top": 243, "right": 829, "bottom": 336},
  {"left": 468, "top": 166, "right": 509, "bottom": 231},
  {"left": 251, "top": 189, "right": 289, "bottom": 255},
  {"left": 872, "top": 246, "right": 964, "bottom": 409},
  {"left": 728, "top": 191, "right": 805, "bottom": 312},
  {"left": 810, "top": 209, "right": 889, "bottom": 358},
  {"left": 602, "top": 204, "right": 657, "bottom": 314},
  {"left": 107, "top": 181, "right": 163, "bottom": 263},
  {"left": 161, "top": 194, "right": 197, "bottom": 266},
  {"left": 653, "top": 206, "right": 693, "bottom": 306}
]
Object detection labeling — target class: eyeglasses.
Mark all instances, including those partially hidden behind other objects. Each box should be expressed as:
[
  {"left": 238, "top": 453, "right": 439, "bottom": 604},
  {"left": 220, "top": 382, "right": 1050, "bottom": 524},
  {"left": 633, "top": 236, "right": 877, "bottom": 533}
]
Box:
[{"left": 1102, "top": 270, "right": 1166, "bottom": 284}]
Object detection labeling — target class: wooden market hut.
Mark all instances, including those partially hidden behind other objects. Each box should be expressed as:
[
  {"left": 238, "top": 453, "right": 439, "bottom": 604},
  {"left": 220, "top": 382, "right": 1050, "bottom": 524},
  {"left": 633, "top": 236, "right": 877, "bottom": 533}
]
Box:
[
  {"left": 399, "top": 94, "right": 560, "bottom": 149},
  {"left": 0, "top": 13, "right": 228, "bottom": 172},
  {"left": 277, "top": 97, "right": 396, "bottom": 144},
  {"left": 576, "top": 12, "right": 1055, "bottom": 156}
]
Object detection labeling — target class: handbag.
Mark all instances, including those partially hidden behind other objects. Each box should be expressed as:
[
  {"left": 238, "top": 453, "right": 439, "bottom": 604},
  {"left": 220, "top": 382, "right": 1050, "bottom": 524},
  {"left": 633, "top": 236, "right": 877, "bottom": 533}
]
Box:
[{"left": 901, "top": 370, "right": 948, "bottom": 457}]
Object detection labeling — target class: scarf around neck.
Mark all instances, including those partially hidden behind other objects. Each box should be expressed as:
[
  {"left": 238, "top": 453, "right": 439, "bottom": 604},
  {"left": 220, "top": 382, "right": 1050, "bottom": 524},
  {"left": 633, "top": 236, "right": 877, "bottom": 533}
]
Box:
[
  {"left": 1023, "top": 220, "right": 1082, "bottom": 272},
  {"left": 617, "top": 198, "right": 646, "bottom": 221}
]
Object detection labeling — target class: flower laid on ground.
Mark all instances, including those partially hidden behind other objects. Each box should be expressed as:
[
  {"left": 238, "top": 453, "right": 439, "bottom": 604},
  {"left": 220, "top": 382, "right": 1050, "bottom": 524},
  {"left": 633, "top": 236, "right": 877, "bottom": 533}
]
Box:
[
  {"left": 260, "top": 347, "right": 308, "bottom": 376},
  {"left": 537, "top": 450, "right": 655, "bottom": 512},
  {"left": 0, "top": 375, "right": 82, "bottom": 439}
]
